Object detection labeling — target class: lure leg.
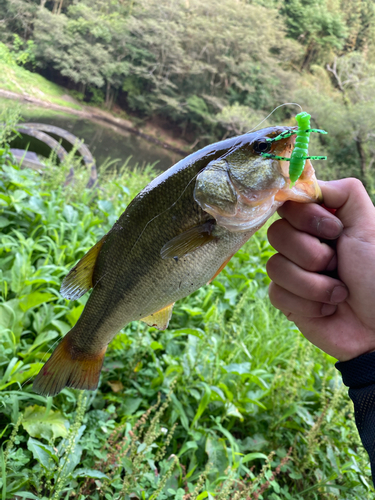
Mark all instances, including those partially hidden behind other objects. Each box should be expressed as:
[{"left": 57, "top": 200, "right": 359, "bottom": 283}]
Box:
[
  {"left": 267, "top": 129, "right": 327, "bottom": 143},
  {"left": 305, "top": 129, "right": 328, "bottom": 135},
  {"left": 261, "top": 153, "right": 291, "bottom": 161},
  {"left": 266, "top": 130, "right": 296, "bottom": 143},
  {"left": 304, "top": 155, "right": 327, "bottom": 160},
  {"left": 261, "top": 153, "right": 326, "bottom": 161}
]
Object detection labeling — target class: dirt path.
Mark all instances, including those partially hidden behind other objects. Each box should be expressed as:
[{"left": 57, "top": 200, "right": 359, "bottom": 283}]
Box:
[{"left": 0, "top": 89, "right": 187, "bottom": 156}]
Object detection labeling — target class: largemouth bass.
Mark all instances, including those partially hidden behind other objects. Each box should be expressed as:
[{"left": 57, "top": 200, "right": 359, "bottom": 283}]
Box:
[{"left": 33, "top": 126, "right": 322, "bottom": 396}]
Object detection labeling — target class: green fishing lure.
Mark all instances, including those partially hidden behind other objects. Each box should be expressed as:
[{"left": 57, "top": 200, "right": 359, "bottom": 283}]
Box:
[{"left": 261, "top": 112, "right": 327, "bottom": 185}]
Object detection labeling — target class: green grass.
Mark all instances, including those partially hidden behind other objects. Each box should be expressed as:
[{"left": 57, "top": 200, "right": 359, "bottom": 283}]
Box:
[
  {"left": 0, "top": 42, "right": 83, "bottom": 110},
  {"left": 0, "top": 97, "right": 76, "bottom": 121},
  {"left": 0, "top": 109, "right": 373, "bottom": 499}
]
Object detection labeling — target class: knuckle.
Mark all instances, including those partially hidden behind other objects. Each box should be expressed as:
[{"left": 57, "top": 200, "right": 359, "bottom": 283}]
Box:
[
  {"left": 307, "top": 253, "right": 322, "bottom": 272},
  {"left": 266, "top": 254, "right": 281, "bottom": 277},
  {"left": 300, "top": 244, "right": 320, "bottom": 271},
  {"left": 268, "top": 282, "right": 280, "bottom": 305},
  {"left": 267, "top": 219, "right": 286, "bottom": 247},
  {"left": 308, "top": 281, "right": 324, "bottom": 301},
  {"left": 347, "top": 177, "right": 366, "bottom": 194},
  {"left": 305, "top": 246, "right": 333, "bottom": 272}
]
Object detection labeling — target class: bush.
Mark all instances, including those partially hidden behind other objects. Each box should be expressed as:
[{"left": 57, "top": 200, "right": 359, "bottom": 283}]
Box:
[{"left": 0, "top": 122, "right": 373, "bottom": 499}]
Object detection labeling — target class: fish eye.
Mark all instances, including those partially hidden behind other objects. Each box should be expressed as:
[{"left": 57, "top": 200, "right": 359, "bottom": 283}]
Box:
[{"left": 253, "top": 139, "right": 271, "bottom": 154}]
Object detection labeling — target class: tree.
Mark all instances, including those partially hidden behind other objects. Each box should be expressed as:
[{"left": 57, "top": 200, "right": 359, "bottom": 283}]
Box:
[
  {"left": 280, "top": 0, "right": 347, "bottom": 69},
  {"left": 293, "top": 51, "right": 375, "bottom": 189},
  {"left": 121, "top": 0, "right": 299, "bottom": 141},
  {"left": 341, "top": 0, "right": 375, "bottom": 54},
  {"left": 32, "top": 2, "right": 129, "bottom": 102}
]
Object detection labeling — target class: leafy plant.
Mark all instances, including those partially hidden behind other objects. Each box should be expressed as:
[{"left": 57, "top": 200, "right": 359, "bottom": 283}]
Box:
[{"left": 0, "top": 122, "right": 373, "bottom": 499}]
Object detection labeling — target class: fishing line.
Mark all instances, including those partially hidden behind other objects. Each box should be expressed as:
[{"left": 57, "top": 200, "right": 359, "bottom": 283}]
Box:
[
  {"left": 110, "top": 170, "right": 202, "bottom": 267},
  {"left": 247, "top": 102, "right": 303, "bottom": 133},
  {"left": 119, "top": 103, "right": 303, "bottom": 294},
  {"left": 23, "top": 104, "right": 304, "bottom": 393},
  {"left": 21, "top": 337, "right": 62, "bottom": 390},
  {"left": 118, "top": 152, "right": 242, "bottom": 270}
]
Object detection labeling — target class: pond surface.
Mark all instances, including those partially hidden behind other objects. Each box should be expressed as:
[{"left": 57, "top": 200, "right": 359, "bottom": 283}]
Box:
[{"left": 1, "top": 99, "right": 182, "bottom": 171}]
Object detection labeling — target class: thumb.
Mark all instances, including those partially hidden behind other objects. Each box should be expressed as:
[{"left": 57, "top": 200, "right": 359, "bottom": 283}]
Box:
[{"left": 319, "top": 178, "right": 375, "bottom": 233}]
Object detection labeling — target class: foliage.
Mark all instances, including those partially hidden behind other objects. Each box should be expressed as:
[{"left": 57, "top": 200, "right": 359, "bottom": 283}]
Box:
[
  {"left": 1, "top": 0, "right": 298, "bottom": 138},
  {"left": 11, "top": 34, "right": 35, "bottom": 67},
  {"left": 0, "top": 42, "right": 82, "bottom": 109},
  {"left": 1, "top": 0, "right": 375, "bottom": 184},
  {"left": 0, "top": 115, "right": 373, "bottom": 499},
  {"left": 280, "top": 0, "right": 348, "bottom": 69},
  {"left": 292, "top": 51, "right": 375, "bottom": 193}
]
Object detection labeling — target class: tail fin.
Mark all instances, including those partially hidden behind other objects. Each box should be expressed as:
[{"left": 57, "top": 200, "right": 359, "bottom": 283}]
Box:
[{"left": 32, "top": 333, "right": 106, "bottom": 397}]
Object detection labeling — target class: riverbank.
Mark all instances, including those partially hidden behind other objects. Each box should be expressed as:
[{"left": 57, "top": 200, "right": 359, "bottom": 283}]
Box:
[
  {"left": 0, "top": 89, "right": 188, "bottom": 156},
  {"left": 0, "top": 45, "right": 190, "bottom": 156}
]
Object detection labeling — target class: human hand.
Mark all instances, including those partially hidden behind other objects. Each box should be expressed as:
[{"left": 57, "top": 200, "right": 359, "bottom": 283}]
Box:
[{"left": 267, "top": 178, "right": 375, "bottom": 361}]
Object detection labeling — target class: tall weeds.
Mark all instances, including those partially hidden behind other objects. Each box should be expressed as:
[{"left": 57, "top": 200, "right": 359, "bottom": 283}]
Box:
[{"left": 0, "top": 119, "right": 373, "bottom": 499}]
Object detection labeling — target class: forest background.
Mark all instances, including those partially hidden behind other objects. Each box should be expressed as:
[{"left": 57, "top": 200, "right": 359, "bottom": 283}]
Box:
[
  {"left": 1, "top": 0, "right": 375, "bottom": 189},
  {"left": 1, "top": 0, "right": 375, "bottom": 499}
]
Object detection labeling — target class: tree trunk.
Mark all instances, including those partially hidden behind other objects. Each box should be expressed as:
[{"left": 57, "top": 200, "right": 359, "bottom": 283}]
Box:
[
  {"left": 301, "top": 41, "right": 315, "bottom": 71},
  {"left": 356, "top": 139, "right": 367, "bottom": 187},
  {"left": 57, "top": 0, "right": 64, "bottom": 15},
  {"left": 105, "top": 81, "right": 111, "bottom": 109},
  {"left": 79, "top": 83, "right": 86, "bottom": 98}
]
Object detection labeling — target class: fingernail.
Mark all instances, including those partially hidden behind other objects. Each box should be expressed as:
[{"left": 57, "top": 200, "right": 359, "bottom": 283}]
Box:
[
  {"left": 316, "top": 217, "right": 343, "bottom": 239},
  {"left": 321, "top": 304, "right": 337, "bottom": 316},
  {"left": 326, "top": 254, "right": 337, "bottom": 271},
  {"left": 330, "top": 286, "right": 348, "bottom": 304}
]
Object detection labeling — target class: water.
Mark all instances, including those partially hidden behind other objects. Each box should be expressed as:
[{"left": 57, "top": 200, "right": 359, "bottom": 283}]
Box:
[{"left": 1, "top": 99, "right": 183, "bottom": 171}]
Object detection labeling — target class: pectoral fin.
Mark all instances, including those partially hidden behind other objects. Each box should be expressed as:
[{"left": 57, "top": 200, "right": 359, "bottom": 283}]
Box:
[
  {"left": 160, "top": 221, "right": 216, "bottom": 260},
  {"left": 141, "top": 303, "right": 175, "bottom": 330},
  {"left": 60, "top": 234, "right": 107, "bottom": 300}
]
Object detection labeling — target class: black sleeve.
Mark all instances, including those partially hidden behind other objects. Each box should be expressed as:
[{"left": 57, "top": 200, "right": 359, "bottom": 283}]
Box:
[{"left": 336, "top": 351, "right": 375, "bottom": 480}]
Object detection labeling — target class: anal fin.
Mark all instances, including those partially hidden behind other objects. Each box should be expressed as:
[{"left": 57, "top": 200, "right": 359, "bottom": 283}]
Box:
[
  {"left": 33, "top": 332, "right": 106, "bottom": 397},
  {"left": 141, "top": 303, "right": 175, "bottom": 330},
  {"left": 60, "top": 234, "right": 107, "bottom": 300}
]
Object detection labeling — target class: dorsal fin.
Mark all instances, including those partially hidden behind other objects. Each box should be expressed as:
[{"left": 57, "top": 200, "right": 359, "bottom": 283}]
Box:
[
  {"left": 141, "top": 303, "right": 175, "bottom": 330},
  {"left": 60, "top": 235, "right": 107, "bottom": 300},
  {"left": 160, "top": 221, "right": 216, "bottom": 260}
]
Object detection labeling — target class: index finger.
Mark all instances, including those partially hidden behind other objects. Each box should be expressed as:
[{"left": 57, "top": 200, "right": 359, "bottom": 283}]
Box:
[
  {"left": 319, "top": 178, "right": 375, "bottom": 234},
  {"left": 277, "top": 201, "right": 343, "bottom": 240}
]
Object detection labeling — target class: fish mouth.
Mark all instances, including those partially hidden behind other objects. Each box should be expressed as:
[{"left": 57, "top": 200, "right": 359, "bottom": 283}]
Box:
[
  {"left": 274, "top": 159, "right": 322, "bottom": 204},
  {"left": 194, "top": 130, "right": 322, "bottom": 234},
  {"left": 272, "top": 134, "right": 323, "bottom": 204}
]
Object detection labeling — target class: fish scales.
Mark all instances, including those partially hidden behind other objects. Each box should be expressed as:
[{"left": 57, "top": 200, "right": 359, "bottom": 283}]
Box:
[
  {"left": 33, "top": 126, "right": 323, "bottom": 396},
  {"left": 75, "top": 140, "right": 247, "bottom": 351}
]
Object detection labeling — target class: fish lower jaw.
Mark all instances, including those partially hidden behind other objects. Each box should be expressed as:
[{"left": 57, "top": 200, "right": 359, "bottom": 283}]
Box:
[
  {"left": 207, "top": 174, "right": 322, "bottom": 234},
  {"left": 275, "top": 175, "right": 322, "bottom": 203},
  {"left": 213, "top": 194, "right": 282, "bottom": 233},
  {"left": 275, "top": 158, "right": 322, "bottom": 203}
]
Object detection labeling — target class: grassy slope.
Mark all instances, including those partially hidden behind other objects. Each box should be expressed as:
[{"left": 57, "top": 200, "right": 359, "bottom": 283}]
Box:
[
  {"left": 0, "top": 43, "right": 190, "bottom": 154},
  {"left": 0, "top": 112, "right": 373, "bottom": 499},
  {"left": 0, "top": 56, "right": 82, "bottom": 111}
]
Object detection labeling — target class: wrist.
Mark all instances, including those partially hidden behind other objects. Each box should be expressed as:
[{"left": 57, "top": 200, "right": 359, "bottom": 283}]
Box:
[
  {"left": 336, "top": 347, "right": 375, "bottom": 363},
  {"left": 336, "top": 350, "right": 375, "bottom": 388}
]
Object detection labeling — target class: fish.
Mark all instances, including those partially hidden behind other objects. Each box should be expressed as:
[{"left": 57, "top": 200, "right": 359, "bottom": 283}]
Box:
[{"left": 32, "top": 125, "right": 322, "bottom": 396}]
